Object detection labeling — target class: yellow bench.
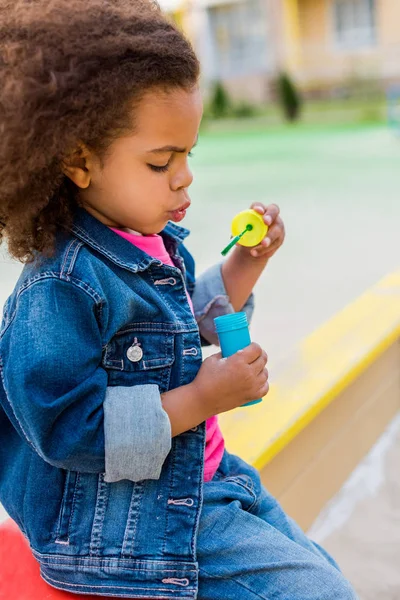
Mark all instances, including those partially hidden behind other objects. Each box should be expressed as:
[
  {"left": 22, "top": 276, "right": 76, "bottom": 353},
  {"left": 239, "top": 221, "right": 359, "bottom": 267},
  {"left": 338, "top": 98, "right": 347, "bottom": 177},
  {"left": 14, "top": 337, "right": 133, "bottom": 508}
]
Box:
[{"left": 220, "top": 271, "right": 400, "bottom": 530}]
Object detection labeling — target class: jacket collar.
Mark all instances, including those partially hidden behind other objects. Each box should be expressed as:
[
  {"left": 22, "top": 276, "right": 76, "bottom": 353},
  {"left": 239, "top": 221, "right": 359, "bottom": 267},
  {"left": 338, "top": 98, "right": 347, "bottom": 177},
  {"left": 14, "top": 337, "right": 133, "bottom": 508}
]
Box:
[{"left": 70, "top": 207, "right": 190, "bottom": 273}]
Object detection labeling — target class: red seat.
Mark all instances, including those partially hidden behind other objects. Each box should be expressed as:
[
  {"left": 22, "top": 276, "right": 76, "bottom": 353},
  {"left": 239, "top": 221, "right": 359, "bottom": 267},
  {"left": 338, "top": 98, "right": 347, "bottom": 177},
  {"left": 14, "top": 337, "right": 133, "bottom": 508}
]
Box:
[{"left": 0, "top": 518, "right": 112, "bottom": 599}]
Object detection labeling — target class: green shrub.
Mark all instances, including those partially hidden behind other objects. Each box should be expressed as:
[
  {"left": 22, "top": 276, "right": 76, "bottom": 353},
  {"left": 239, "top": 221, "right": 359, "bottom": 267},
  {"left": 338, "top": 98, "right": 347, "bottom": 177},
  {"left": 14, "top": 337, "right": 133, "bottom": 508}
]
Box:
[
  {"left": 210, "top": 81, "right": 231, "bottom": 118},
  {"left": 232, "top": 101, "right": 258, "bottom": 118},
  {"left": 277, "top": 72, "right": 302, "bottom": 122}
]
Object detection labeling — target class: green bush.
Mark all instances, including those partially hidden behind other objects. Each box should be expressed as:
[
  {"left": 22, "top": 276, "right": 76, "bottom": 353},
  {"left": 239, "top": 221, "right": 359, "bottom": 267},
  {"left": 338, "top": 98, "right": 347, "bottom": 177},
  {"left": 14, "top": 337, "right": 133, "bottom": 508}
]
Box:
[
  {"left": 277, "top": 72, "right": 302, "bottom": 122},
  {"left": 232, "top": 101, "right": 258, "bottom": 118},
  {"left": 210, "top": 81, "right": 231, "bottom": 118},
  {"left": 206, "top": 82, "right": 259, "bottom": 121}
]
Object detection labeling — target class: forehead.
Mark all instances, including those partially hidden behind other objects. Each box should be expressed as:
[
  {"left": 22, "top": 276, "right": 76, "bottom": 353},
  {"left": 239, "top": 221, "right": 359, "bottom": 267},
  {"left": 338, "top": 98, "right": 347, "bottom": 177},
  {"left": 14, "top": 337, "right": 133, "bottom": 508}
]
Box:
[{"left": 132, "top": 87, "right": 203, "bottom": 147}]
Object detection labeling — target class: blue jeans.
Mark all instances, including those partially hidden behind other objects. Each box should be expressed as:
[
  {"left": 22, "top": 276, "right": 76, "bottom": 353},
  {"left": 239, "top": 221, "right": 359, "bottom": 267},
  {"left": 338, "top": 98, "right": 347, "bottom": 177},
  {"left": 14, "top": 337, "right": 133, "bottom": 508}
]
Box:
[{"left": 197, "top": 452, "right": 358, "bottom": 600}]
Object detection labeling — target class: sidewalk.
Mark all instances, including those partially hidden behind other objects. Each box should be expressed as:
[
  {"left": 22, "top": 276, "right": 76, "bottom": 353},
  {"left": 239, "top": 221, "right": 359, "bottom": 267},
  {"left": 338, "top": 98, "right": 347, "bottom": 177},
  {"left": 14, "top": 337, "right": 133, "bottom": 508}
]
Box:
[{"left": 308, "top": 413, "right": 400, "bottom": 600}]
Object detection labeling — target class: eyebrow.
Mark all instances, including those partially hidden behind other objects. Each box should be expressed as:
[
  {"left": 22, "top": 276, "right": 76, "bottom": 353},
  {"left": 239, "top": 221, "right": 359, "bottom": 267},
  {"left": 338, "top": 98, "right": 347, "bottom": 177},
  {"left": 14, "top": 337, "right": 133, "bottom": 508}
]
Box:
[{"left": 147, "top": 137, "right": 198, "bottom": 154}]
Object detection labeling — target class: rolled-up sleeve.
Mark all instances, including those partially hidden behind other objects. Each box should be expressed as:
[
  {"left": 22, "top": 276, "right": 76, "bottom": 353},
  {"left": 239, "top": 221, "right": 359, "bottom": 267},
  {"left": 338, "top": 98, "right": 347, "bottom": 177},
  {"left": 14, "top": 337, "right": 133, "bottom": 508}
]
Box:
[
  {"left": 104, "top": 385, "right": 171, "bottom": 482},
  {"left": 0, "top": 278, "right": 171, "bottom": 482},
  {"left": 191, "top": 263, "right": 254, "bottom": 346}
]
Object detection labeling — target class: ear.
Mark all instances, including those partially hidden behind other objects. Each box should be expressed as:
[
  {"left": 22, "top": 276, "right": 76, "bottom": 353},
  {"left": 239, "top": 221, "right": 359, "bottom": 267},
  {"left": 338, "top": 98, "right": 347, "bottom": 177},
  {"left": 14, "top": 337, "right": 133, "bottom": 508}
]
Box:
[{"left": 62, "top": 144, "right": 94, "bottom": 189}]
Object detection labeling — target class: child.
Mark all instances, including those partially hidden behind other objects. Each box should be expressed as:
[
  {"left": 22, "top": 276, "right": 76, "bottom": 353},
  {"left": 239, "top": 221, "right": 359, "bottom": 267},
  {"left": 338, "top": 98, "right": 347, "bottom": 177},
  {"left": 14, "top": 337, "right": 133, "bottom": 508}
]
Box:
[{"left": 0, "top": 1, "right": 357, "bottom": 598}]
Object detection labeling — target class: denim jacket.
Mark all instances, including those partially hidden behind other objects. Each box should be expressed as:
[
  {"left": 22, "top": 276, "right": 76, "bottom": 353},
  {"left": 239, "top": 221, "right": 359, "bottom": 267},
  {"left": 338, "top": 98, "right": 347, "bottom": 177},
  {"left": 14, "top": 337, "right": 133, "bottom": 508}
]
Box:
[{"left": 0, "top": 208, "right": 253, "bottom": 598}]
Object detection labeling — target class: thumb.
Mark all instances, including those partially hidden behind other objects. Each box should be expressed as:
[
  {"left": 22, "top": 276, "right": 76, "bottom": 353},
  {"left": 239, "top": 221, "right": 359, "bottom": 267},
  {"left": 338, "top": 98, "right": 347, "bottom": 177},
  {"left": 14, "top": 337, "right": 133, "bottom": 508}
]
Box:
[{"left": 206, "top": 351, "right": 223, "bottom": 365}]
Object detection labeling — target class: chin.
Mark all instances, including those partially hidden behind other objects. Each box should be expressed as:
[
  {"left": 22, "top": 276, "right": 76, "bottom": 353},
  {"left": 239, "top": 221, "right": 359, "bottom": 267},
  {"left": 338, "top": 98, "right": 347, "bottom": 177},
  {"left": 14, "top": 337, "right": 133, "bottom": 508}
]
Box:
[{"left": 143, "top": 222, "right": 168, "bottom": 235}]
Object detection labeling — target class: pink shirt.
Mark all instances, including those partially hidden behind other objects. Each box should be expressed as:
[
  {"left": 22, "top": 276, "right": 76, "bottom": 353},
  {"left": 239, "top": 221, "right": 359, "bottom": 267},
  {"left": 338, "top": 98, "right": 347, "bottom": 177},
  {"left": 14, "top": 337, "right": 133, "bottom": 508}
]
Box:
[{"left": 110, "top": 227, "right": 225, "bottom": 482}]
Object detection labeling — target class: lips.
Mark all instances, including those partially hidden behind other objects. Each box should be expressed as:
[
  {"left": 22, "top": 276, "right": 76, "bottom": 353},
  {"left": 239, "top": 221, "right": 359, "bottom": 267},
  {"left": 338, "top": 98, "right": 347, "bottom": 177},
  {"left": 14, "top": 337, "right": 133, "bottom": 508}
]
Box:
[{"left": 169, "top": 200, "right": 191, "bottom": 223}]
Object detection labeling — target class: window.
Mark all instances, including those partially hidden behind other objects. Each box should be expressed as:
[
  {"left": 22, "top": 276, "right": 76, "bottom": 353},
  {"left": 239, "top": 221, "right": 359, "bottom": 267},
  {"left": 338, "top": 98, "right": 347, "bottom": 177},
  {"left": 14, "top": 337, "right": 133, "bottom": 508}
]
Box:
[
  {"left": 333, "top": 0, "right": 376, "bottom": 48},
  {"left": 208, "top": 0, "right": 269, "bottom": 79}
]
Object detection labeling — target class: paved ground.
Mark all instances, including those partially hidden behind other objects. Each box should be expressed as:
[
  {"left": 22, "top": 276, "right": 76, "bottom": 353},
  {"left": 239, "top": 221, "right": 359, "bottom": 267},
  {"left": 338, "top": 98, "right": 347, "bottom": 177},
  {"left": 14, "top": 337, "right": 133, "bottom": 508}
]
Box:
[
  {"left": 1, "top": 123, "right": 399, "bottom": 597},
  {"left": 309, "top": 414, "right": 400, "bottom": 600}
]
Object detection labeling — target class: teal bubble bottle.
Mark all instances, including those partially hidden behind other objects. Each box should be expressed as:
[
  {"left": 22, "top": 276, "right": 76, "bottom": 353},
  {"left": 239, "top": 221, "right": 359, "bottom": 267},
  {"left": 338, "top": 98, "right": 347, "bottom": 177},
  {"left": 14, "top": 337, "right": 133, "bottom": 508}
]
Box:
[{"left": 214, "top": 312, "right": 262, "bottom": 406}]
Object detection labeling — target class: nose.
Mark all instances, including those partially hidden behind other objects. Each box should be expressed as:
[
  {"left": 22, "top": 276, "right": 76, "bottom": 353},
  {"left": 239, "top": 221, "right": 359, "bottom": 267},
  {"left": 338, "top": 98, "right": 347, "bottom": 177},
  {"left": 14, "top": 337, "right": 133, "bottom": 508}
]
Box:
[{"left": 170, "top": 161, "right": 193, "bottom": 191}]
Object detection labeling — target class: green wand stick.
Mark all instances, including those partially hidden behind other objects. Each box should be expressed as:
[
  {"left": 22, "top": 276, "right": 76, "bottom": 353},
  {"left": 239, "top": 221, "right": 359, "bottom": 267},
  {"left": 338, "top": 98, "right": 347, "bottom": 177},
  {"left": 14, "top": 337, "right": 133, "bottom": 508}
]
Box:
[{"left": 221, "top": 224, "right": 253, "bottom": 257}]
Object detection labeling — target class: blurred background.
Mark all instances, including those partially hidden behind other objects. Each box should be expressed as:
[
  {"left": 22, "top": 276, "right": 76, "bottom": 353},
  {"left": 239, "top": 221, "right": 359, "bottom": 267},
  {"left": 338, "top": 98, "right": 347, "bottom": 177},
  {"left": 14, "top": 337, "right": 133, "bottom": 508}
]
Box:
[
  {"left": 167, "top": 0, "right": 400, "bottom": 366},
  {"left": 1, "top": 1, "right": 399, "bottom": 598}
]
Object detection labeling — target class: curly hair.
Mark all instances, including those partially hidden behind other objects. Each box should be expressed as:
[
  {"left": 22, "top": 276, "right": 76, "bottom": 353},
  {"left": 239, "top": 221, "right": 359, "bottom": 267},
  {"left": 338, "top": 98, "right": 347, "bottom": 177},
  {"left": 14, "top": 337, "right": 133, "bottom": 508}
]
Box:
[{"left": 0, "top": 0, "right": 200, "bottom": 261}]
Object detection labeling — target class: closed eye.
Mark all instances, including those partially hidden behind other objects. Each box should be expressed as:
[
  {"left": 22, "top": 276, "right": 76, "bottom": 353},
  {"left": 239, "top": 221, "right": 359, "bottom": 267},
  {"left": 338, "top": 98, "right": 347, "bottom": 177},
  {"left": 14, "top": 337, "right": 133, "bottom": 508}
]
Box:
[
  {"left": 148, "top": 163, "right": 170, "bottom": 173},
  {"left": 148, "top": 151, "right": 194, "bottom": 173}
]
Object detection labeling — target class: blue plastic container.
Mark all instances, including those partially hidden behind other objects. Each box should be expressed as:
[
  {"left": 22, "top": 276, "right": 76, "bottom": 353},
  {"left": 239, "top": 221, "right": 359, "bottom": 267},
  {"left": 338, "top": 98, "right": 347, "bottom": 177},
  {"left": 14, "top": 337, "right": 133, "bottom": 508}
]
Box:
[{"left": 214, "top": 312, "right": 262, "bottom": 406}]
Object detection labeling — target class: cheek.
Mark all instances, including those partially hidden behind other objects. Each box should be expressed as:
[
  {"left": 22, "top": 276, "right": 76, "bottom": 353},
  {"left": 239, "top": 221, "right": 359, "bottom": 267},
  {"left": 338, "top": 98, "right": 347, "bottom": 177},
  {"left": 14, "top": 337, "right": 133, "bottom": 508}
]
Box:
[
  {"left": 142, "top": 169, "right": 172, "bottom": 200},
  {"left": 100, "top": 156, "right": 171, "bottom": 208},
  {"left": 106, "top": 163, "right": 145, "bottom": 196}
]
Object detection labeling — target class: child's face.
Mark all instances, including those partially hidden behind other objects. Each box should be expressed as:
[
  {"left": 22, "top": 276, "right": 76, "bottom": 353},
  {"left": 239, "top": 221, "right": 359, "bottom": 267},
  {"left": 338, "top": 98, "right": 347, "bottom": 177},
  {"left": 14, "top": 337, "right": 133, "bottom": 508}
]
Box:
[{"left": 77, "top": 87, "right": 203, "bottom": 234}]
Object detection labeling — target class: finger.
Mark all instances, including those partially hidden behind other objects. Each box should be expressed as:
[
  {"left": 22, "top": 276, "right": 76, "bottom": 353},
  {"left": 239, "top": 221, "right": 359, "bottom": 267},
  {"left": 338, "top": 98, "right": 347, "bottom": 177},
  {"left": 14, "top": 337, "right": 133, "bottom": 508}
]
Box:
[
  {"left": 249, "top": 203, "right": 281, "bottom": 229},
  {"left": 237, "top": 342, "right": 263, "bottom": 363},
  {"left": 261, "top": 217, "right": 284, "bottom": 247},
  {"left": 250, "top": 238, "right": 280, "bottom": 258},
  {"left": 250, "top": 202, "right": 267, "bottom": 215},
  {"left": 250, "top": 202, "right": 277, "bottom": 227},
  {"left": 250, "top": 356, "right": 268, "bottom": 376},
  {"left": 251, "top": 240, "right": 282, "bottom": 260},
  {"left": 264, "top": 237, "right": 283, "bottom": 255},
  {"left": 266, "top": 218, "right": 284, "bottom": 244},
  {"left": 257, "top": 380, "right": 270, "bottom": 398},
  {"left": 263, "top": 203, "right": 280, "bottom": 226},
  {"left": 247, "top": 346, "right": 267, "bottom": 366},
  {"left": 256, "top": 362, "right": 269, "bottom": 380},
  {"left": 250, "top": 222, "right": 285, "bottom": 257},
  {"left": 257, "top": 224, "right": 282, "bottom": 252},
  {"left": 245, "top": 376, "right": 269, "bottom": 405}
]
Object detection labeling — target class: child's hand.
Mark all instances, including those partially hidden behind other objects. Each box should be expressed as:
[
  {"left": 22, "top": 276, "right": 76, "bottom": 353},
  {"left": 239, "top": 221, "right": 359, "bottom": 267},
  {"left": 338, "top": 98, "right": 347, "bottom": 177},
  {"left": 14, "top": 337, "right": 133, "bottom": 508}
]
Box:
[
  {"left": 246, "top": 203, "right": 285, "bottom": 259},
  {"left": 192, "top": 343, "right": 269, "bottom": 417}
]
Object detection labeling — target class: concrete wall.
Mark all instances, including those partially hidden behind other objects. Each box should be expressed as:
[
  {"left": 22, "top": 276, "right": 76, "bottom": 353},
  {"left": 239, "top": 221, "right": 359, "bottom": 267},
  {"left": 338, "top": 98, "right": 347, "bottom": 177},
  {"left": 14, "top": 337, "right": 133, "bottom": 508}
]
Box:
[
  {"left": 262, "top": 340, "right": 400, "bottom": 530},
  {"left": 190, "top": 0, "right": 279, "bottom": 102},
  {"left": 294, "top": 0, "right": 400, "bottom": 91},
  {"left": 376, "top": 0, "right": 400, "bottom": 79},
  {"left": 180, "top": 0, "right": 400, "bottom": 101}
]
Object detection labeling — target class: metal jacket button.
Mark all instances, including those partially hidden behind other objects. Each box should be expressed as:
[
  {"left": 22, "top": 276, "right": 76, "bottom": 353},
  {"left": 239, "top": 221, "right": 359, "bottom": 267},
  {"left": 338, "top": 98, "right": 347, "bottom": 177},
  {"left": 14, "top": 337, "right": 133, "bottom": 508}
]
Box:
[{"left": 127, "top": 344, "right": 143, "bottom": 362}]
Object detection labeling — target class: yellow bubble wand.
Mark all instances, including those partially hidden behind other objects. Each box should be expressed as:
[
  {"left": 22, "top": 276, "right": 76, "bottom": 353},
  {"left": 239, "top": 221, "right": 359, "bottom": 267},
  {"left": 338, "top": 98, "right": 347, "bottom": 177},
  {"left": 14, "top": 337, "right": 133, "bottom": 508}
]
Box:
[{"left": 221, "top": 209, "right": 269, "bottom": 256}]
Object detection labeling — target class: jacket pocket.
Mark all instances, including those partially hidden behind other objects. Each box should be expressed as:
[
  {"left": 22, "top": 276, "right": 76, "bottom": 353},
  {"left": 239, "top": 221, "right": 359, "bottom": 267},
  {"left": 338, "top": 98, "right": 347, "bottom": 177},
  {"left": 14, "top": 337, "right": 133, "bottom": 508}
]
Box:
[
  {"left": 102, "top": 328, "right": 175, "bottom": 392},
  {"left": 55, "top": 470, "right": 79, "bottom": 544}
]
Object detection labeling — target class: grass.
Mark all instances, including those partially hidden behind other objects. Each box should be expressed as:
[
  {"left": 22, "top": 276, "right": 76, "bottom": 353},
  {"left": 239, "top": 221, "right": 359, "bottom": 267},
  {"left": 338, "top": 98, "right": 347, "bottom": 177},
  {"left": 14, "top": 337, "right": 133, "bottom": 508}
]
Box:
[{"left": 201, "top": 96, "right": 388, "bottom": 135}]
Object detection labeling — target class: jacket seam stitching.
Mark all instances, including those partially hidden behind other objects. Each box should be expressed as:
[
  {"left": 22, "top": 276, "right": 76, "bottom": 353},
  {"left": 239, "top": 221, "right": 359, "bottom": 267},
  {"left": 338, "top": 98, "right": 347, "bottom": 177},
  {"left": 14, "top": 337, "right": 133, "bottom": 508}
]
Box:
[
  {"left": 0, "top": 362, "right": 42, "bottom": 455},
  {"left": 69, "top": 240, "right": 84, "bottom": 275},
  {"left": 72, "top": 224, "right": 162, "bottom": 272},
  {"left": 113, "top": 323, "right": 198, "bottom": 334},
  {"left": 33, "top": 550, "right": 196, "bottom": 566},
  {"left": 41, "top": 573, "right": 194, "bottom": 593},
  {"left": 0, "top": 274, "right": 102, "bottom": 339},
  {"left": 60, "top": 238, "right": 84, "bottom": 278},
  {"left": 60, "top": 239, "right": 78, "bottom": 279},
  {"left": 194, "top": 294, "right": 230, "bottom": 323}
]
